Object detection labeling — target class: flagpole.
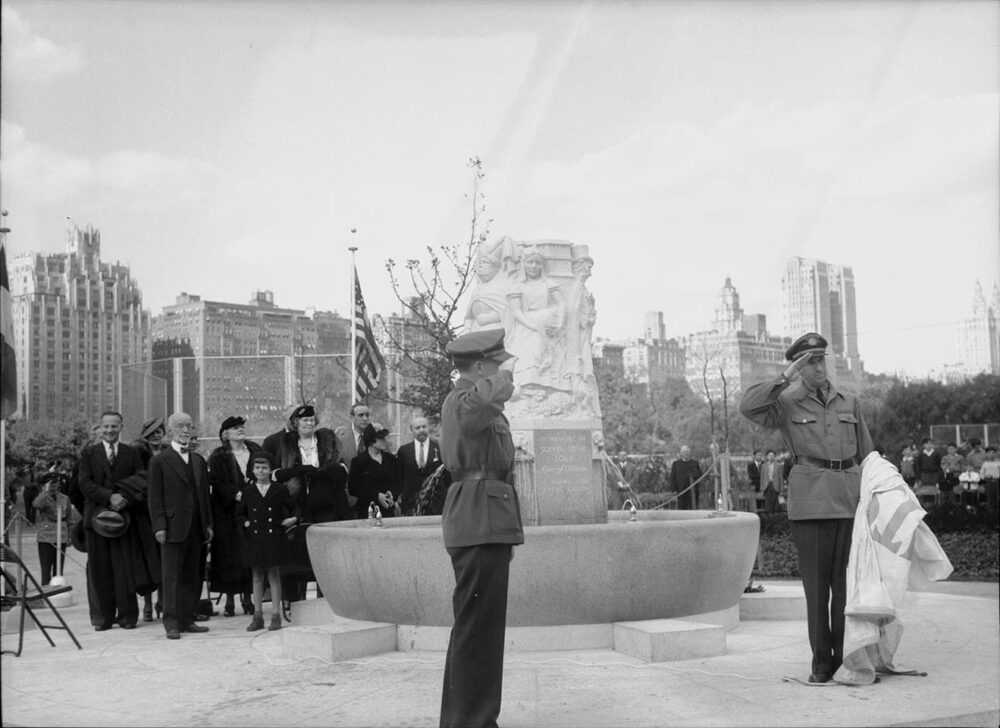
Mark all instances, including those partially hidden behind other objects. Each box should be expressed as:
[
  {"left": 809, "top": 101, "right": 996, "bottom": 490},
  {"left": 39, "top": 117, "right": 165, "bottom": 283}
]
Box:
[{"left": 349, "top": 241, "right": 358, "bottom": 405}]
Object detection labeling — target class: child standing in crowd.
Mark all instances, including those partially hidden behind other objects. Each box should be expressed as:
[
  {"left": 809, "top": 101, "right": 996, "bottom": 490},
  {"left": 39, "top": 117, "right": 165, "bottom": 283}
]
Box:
[
  {"left": 237, "top": 453, "right": 296, "bottom": 632},
  {"left": 980, "top": 447, "right": 1000, "bottom": 526},
  {"left": 31, "top": 471, "right": 80, "bottom": 585}
]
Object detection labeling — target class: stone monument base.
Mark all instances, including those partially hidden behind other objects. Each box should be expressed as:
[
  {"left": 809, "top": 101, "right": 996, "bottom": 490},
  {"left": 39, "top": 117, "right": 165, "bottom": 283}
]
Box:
[{"left": 511, "top": 420, "right": 606, "bottom": 526}]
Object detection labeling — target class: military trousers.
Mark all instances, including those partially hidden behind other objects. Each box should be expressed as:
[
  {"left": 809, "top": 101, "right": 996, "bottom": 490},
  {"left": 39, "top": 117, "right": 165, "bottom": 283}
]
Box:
[
  {"left": 791, "top": 518, "right": 853, "bottom": 679},
  {"left": 440, "top": 542, "right": 512, "bottom": 728}
]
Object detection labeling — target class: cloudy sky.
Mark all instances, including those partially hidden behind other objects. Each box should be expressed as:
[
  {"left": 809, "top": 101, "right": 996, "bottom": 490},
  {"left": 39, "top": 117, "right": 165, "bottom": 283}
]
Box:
[{"left": 2, "top": 0, "right": 997, "bottom": 377}]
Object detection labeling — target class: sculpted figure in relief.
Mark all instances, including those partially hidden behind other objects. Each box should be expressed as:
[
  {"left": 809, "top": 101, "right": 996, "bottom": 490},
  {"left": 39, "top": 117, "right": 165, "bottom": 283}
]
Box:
[
  {"left": 563, "top": 245, "right": 600, "bottom": 417},
  {"left": 463, "top": 236, "right": 518, "bottom": 333},
  {"left": 505, "top": 247, "right": 568, "bottom": 391}
]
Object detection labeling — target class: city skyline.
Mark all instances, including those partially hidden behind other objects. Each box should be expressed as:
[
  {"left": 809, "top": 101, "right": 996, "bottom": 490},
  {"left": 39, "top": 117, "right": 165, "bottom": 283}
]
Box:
[{"left": 1, "top": 1, "right": 997, "bottom": 378}]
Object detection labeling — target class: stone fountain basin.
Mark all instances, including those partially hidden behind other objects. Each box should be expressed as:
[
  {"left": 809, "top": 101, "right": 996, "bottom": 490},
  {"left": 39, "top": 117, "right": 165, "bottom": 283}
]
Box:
[{"left": 307, "top": 510, "right": 759, "bottom": 627}]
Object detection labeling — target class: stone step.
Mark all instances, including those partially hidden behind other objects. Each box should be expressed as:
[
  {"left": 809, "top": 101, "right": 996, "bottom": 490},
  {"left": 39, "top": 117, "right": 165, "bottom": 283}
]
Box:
[
  {"left": 280, "top": 620, "right": 397, "bottom": 662},
  {"left": 613, "top": 619, "right": 726, "bottom": 662},
  {"left": 739, "top": 584, "right": 807, "bottom": 621}
]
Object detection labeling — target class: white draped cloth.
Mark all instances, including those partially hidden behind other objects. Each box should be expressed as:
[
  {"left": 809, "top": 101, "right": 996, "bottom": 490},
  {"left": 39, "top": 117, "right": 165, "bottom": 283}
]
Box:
[{"left": 835, "top": 452, "right": 953, "bottom": 685}]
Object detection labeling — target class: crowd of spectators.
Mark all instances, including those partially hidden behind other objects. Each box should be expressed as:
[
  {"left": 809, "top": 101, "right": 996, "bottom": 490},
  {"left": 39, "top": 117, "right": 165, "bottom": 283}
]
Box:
[
  {"left": 3, "top": 404, "right": 451, "bottom": 639},
  {"left": 894, "top": 437, "right": 998, "bottom": 525}
]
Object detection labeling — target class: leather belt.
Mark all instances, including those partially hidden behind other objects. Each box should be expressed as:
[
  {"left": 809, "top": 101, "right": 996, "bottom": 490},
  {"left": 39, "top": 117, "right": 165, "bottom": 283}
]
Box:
[
  {"left": 796, "top": 455, "right": 856, "bottom": 471},
  {"left": 452, "top": 469, "right": 510, "bottom": 482}
]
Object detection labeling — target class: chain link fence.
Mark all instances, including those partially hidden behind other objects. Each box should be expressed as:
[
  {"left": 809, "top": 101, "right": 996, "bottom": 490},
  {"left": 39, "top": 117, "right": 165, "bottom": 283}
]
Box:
[{"left": 120, "top": 354, "right": 353, "bottom": 446}]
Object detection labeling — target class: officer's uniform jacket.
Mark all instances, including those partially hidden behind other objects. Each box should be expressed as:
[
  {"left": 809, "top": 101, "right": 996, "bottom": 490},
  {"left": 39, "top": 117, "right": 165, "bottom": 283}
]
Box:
[
  {"left": 440, "top": 370, "right": 525, "bottom": 549},
  {"left": 740, "top": 375, "right": 874, "bottom": 520}
]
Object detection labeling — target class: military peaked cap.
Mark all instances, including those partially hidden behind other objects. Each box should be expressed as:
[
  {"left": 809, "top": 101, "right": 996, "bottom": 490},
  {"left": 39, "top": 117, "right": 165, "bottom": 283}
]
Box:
[
  {"left": 785, "top": 332, "right": 828, "bottom": 361},
  {"left": 446, "top": 328, "right": 513, "bottom": 363}
]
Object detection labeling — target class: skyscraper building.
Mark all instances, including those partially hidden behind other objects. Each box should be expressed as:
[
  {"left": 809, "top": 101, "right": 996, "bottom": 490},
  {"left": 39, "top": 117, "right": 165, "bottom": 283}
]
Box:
[
  {"left": 954, "top": 279, "right": 1000, "bottom": 377},
  {"left": 683, "top": 277, "right": 790, "bottom": 401},
  {"left": 11, "top": 225, "right": 150, "bottom": 421},
  {"left": 781, "top": 256, "right": 863, "bottom": 375},
  {"left": 622, "top": 311, "right": 686, "bottom": 385},
  {"left": 148, "top": 291, "right": 351, "bottom": 439}
]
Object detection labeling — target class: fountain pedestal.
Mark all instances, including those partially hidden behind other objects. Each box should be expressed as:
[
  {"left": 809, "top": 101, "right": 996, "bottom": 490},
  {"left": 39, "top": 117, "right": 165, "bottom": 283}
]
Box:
[{"left": 512, "top": 424, "right": 607, "bottom": 526}]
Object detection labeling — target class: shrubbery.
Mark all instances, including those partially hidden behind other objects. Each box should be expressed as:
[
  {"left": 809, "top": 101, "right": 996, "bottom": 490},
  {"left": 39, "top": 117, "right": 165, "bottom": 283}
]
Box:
[{"left": 753, "top": 509, "right": 999, "bottom": 581}]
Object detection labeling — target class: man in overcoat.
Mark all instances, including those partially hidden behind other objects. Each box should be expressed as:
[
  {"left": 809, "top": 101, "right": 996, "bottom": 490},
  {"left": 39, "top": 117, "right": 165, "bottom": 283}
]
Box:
[
  {"left": 669, "top": 445, "right": 702, "bottom": 510},
  {"left": 439, "top": 329, "right": 524, "bottom": 728},
  {"left": 740, "top": 333, "right": 873, "bottom": 683},
  {"left": 148, "top": 412, "right": 214, "bottom": 640},
  {"left": 78, "top": 410, "right": 143, "bottom": 630}
]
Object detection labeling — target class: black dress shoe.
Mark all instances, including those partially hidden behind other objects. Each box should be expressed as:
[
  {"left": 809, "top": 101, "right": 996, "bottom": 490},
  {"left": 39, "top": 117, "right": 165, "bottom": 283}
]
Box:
[
  {"left": 808, "top": 673, "right": 832, "bottom": 684},
  {"left": 194, "top": 613, "right": 210, "bottom": 622},
  {"left": 94, "top": 624, "right": 112, "bottom": 632},
  {"left": 120, "top": 623, "right": 137, "bottom": 630},
  {"left": 166, "top": 629, "right": 181, "bottom": 640},
  {"left": 183, "top": 623, "right": 210, "bottom": 633}
]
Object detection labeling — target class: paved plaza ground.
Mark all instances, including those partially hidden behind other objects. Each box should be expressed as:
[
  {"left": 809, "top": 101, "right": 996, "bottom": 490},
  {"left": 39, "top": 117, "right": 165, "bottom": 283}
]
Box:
[{"left": 2, "top": 528, "right": 998, "bottom": 728}]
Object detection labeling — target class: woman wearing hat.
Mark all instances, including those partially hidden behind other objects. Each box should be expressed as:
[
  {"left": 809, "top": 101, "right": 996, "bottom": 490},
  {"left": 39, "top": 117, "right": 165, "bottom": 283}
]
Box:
[
  {"left": 348, "top": 423, "right": 402, "bottom": 520},
  {"left": 126, "top": 417, "right": 168, "bottom": 621},
  {"left": 206, "top": 416, "right": 258, "bottom": 617},
  {"left": 273, "top": 405, "right": 352, "bottom": 524},
  {"left": 132, "top": 417, "right": 166, "bottom": 468},
  {"left": 273, "top": 405, "right": 353, "bottom": 602}
]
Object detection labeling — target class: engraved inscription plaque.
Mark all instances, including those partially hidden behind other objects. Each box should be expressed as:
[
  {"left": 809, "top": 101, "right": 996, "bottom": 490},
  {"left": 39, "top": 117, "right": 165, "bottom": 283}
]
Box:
[{"left": 530, "top": 428, "right": 604, "bottom": 525}]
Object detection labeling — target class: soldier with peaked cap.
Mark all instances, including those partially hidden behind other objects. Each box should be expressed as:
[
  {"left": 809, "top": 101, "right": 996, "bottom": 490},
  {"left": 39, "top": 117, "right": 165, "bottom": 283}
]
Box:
[
  {"left": 740, "top": 332, "right": 873, "bottom": 684},
  {"left": 439, "top": 328, "right": 524, "bottom": 728}
]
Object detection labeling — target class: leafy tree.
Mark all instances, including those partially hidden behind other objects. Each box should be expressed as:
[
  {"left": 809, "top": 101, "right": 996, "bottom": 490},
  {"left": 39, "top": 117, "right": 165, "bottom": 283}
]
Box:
[
  {"left": 377, "top": 158, "right": 492, "bottom": 421},
  {"left": 595, "top": 365, "right": 660, "bottom": 453},
  {"left": 5, "top": 417, "right": 94, "bottom": 469},
  {"left": 870, "top": 373, "right": 1000, "bottom": 458}
]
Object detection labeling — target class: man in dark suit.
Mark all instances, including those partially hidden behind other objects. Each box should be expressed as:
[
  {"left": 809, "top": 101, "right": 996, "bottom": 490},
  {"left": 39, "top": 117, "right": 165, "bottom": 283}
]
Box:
[
  {"left": 760, "top": 449, "right": 786, "bottom": 515},
  {"left": 747, "top": 451, "right": 763, "bottom": 493},
  {"left": 669, "top": 445, "right": 702, "bottom": 510},
  {"left": 78, "top": 410, "right": 144, "bottom": 630},
  {"left": 439, "top": 329, "right": 524, "bottom": 728},
  {"left": 148, "top": 412, "right": 214, "bottom": 640},
  {"left": 396, "top": 415, "right": 443, "bottom": 516},
  {"left": 336, "top": 403, "right": 373, "bottom": 472}
]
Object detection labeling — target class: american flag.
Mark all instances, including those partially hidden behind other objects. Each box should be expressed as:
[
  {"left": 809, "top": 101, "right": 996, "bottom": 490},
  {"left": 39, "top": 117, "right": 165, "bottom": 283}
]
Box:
[
  {"left": 0, "top": 237, "right": 16, "bottom": 420},
  {"left": 353, "top": 267, "right": 385, "bottom": 402}
]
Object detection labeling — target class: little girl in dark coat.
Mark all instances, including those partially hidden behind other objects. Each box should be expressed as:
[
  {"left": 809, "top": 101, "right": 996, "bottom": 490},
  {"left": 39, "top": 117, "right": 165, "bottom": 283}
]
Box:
[{"left": 236, "top": 452, "right": 296, "bottom": 632}]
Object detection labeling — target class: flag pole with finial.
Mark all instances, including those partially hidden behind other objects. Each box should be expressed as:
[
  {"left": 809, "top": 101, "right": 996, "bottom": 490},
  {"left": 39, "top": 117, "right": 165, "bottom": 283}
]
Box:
[{"left": 349, "top": 231, "right": 358, "bottom": 405}]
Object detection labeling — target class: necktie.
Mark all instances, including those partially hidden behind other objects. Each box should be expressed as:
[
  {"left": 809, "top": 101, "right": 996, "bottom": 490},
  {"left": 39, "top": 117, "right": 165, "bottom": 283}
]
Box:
[
  {"left": 417, "top": 442, "right": 425, "bottom": 469},
  {"left": 357, "top": 433, "right": 363, "bottom": 452},
  {"left": 817, "top": 388, "right": 826, "bottom": 406},
  {"left": 108, "top": 445, "right": 116, "bottom": 469}
]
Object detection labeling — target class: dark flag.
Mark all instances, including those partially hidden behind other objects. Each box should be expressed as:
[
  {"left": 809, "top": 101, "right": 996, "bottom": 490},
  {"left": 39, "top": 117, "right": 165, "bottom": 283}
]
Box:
[
  {"left": 353, "top": 267, "right": 385, "bottom": 402},
  {"left": 0, "top": 239, "right": 16, "bottom": 419}
]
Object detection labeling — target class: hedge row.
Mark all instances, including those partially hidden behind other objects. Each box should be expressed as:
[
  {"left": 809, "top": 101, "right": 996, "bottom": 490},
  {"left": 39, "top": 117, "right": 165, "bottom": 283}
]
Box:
[
  {"left": 753, "top": 516, "right": 999, "bottom": 581},
  {"left": 630, "top": 496, "right": 999, "bottom": 581}
]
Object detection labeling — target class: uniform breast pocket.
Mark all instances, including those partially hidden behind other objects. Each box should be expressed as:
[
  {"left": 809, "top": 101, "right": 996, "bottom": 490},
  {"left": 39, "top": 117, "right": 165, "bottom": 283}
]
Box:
[
  {"left": 485, "top": 482, "right": 521, "bottom": 535},
  {"left": 837, "top": 411, "right": 858, "bottom": 447}
]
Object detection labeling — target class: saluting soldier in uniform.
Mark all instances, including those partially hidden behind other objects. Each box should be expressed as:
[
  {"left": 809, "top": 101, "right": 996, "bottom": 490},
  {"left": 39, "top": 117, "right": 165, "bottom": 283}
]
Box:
[
  {"left": 740, "top": 332, "right": 873, "bottom": 684},
  {"left": 439, "top": 329, "right": 525, "bottom": 728}
]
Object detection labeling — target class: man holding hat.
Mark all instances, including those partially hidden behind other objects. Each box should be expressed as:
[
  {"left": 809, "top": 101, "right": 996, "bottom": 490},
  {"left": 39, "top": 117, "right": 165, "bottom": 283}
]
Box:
[
  {"left": 740, "top": 332, "right": 873, "bottom": 684},
  {"left": 439, "top": 328, "right": 524, "bottom": 728},
  {"left": 78, "top": 410, "right": 143, "bottom": 630}
]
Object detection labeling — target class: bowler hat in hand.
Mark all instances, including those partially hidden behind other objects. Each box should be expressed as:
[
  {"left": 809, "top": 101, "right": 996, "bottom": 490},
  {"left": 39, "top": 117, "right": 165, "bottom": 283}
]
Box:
[{"left": 92, "top": 508, "right": 131, "bottom": 538}]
